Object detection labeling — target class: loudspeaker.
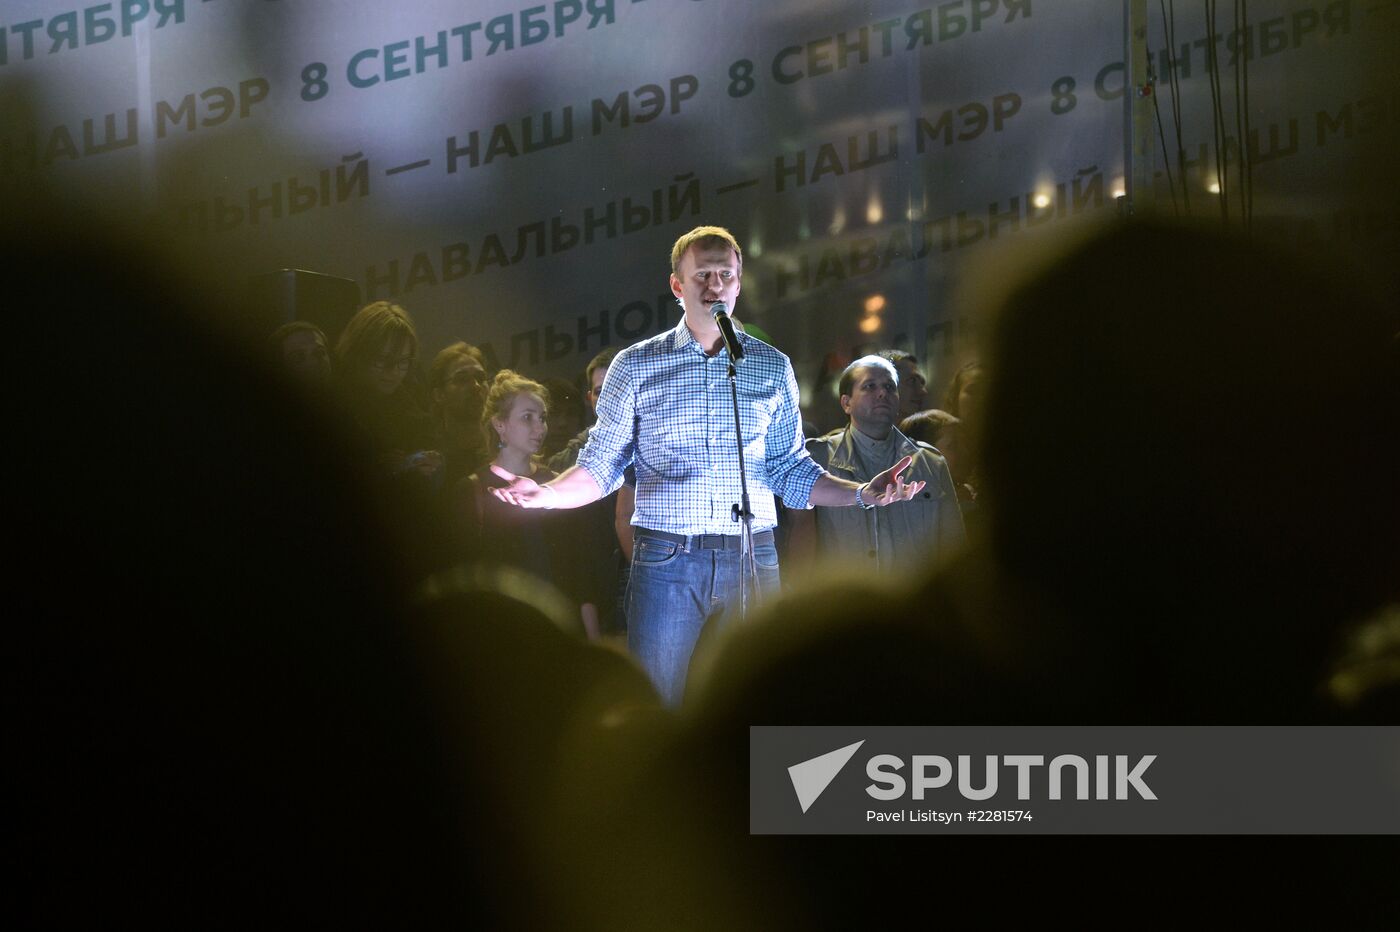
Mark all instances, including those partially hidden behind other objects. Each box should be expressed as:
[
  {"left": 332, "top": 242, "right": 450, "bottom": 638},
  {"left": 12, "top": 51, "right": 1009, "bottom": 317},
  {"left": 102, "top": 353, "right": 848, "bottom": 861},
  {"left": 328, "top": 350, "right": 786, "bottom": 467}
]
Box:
[{"left": 247, "top": 269, "right": 361, "bottom": 344}]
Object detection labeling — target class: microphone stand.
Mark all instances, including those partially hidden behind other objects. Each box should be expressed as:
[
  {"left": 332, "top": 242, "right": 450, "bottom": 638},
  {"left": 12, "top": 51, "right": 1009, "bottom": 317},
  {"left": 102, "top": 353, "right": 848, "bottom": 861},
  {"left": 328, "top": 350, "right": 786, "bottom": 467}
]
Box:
[{"left": 714, "top": 304, "right": 758, "bottom": 620}]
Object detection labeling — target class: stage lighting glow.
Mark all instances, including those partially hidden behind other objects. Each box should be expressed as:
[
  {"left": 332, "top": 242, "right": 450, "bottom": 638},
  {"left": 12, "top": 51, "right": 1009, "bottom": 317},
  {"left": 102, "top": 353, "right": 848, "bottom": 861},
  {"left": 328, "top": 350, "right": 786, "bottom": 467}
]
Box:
[
  {"left": 864, "top": 294, "right": 886, "bottom": 314},
  {"left": 858, "top": 316, "right": 881, "bottom": 334},
  {"left": 1208, "top": 182, "right": 1221, "bottom": 194},
  {"left": 867, "top": 198, "right": 883, "bottom": 225},
  {"left": 1032, "top": 193, "right": 1051, "bottom": 209}
]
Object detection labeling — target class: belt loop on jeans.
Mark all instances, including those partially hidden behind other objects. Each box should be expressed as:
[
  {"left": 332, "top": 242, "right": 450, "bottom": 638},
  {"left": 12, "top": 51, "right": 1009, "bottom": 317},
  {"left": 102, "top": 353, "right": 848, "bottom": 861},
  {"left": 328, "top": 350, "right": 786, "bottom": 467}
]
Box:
[{"left": 635, "top": 527, "right": 774, "bottom": 551}]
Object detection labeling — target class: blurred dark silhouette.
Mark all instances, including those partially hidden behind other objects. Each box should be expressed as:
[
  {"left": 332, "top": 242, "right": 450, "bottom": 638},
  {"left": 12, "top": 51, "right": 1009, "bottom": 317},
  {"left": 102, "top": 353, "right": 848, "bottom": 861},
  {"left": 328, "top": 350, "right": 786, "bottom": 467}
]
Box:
[
  {"left": 694, "top": 219, "right": 1399, "bottom": 726},
  {"left": 8, "top": 215, "right": 662, "bottom": 926},
  {"left": 976, "top": 220, "right": 1397, "bottom": 706},
  {"left": 897, "top": 407, "right": 960, "bottom": 449},
  {"left": 619, "top": 218, "right": 1400, "bottom": 929},
  {"left": 10, "top": 223, "right": 477, "bottom": 921}
]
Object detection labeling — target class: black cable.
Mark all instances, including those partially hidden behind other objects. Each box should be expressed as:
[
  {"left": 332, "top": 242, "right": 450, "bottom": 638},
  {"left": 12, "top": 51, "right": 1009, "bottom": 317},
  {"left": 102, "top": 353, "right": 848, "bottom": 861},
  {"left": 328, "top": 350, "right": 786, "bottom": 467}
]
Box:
[
  {"left": 1163, "top": 0, "right": 1191, "bottom": 213},
  {"left": 1233, "top": 1, "right": 1248, "bottom": 229},
  {"left": 1241, "top": 0, "right": 1253, "bottom": 231},
  {"left": 1204, "top": 1, "right": 1226, "bottom": 223},
  {"left": 1149, "top": 49, "right": 1181, "bottom": 217},
  {"left": 1204, "top": 0, "right": 1229, "bottom": 225}
]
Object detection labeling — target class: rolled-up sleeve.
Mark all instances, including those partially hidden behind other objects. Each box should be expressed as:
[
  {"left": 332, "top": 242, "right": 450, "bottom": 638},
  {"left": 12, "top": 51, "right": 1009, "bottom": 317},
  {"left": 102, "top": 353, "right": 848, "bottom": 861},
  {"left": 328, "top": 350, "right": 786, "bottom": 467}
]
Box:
[
  {"left": 764, "top": 361, "right": 824, "bottom": 509},
  {"left": 575, "top": 349, "right": 636, "bottom": 496}
]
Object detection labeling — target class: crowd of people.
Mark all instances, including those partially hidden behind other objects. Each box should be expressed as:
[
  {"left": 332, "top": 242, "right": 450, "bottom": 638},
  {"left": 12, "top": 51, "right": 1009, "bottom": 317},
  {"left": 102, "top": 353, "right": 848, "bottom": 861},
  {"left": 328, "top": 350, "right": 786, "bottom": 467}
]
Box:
[
  {"left": 15, "top": 212, "right": 1399, "bottom": 922},
  {"left": 249, "top": 218, "right": 1398, "bottom": 718},
  {"left": 269, "top": 299, "right": 979, "bottom": 648}
]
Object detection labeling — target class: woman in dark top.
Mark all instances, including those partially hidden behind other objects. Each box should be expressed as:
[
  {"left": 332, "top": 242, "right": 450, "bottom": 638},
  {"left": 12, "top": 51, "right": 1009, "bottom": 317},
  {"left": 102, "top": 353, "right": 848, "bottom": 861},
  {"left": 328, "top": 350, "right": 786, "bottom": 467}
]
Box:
[
  {"left": 334, "top": 301, "right": 441, "bottom": 480},
  {"left": 460, "top": 370, "right": 598, "bottom": 639}
]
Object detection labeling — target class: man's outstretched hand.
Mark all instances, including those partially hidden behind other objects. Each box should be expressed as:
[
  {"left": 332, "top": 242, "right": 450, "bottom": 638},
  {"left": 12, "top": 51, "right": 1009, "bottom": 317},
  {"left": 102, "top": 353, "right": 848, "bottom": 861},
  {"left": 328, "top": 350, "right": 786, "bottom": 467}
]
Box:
[
  {"left": 866, "top": 454, "right": 925, "bottom": 505},
  {"left": 489, "top": 464, "right": 556, "bottom": 508}
]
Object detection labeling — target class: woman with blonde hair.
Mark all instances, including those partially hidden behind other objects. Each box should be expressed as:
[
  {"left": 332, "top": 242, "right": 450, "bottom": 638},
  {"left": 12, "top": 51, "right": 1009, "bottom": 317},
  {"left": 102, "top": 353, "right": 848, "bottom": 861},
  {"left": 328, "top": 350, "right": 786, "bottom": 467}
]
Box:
[{"left": 457, "top": 371, "right": 598, "bottom": 638}]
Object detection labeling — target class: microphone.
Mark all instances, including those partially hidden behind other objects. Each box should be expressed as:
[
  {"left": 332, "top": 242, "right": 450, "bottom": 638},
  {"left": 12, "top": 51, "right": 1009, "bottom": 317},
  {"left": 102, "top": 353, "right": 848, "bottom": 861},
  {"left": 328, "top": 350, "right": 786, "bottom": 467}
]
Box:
[{"left": 710, "top": 301, "right": 744, "bottom": 361}]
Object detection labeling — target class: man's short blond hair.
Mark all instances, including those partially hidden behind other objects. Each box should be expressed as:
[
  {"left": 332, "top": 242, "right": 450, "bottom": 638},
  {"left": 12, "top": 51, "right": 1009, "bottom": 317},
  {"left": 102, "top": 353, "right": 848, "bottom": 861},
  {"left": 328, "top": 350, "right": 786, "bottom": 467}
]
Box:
[{"left": 670, "top": 226, "right": 743, "bottom": 275}]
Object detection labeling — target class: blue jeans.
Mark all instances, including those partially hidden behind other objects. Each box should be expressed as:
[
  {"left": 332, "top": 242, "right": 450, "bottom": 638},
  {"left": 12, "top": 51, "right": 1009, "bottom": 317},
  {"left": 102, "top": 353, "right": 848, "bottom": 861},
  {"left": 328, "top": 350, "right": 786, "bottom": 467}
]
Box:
[{"left": 627, "top": 530, "right": 781, "bottom": 706}]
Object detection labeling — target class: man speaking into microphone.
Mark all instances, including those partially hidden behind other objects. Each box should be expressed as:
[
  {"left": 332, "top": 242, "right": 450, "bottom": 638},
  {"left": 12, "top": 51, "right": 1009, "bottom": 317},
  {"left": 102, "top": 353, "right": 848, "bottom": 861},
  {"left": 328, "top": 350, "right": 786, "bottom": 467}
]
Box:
[{"left": 491, "top": 225, "right": 922, "bottom": 704}]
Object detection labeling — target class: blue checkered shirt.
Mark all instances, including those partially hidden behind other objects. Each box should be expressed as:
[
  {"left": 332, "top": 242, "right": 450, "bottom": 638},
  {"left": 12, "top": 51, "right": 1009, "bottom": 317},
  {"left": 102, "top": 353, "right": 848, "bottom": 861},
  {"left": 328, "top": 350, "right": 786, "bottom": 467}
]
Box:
[{"left": 576, "top": 317, "right": 823, "bottom": 535}]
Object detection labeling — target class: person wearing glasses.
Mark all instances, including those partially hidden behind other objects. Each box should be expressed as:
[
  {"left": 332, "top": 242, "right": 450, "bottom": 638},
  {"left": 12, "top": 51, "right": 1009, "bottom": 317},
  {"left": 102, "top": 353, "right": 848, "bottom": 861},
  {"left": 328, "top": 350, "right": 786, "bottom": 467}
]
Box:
[
  {"left": 428, "top": 341, "right": 491, "bottom": 485},
  {"left": 334, "top": 301, "right": 441, "bottom": 479}
]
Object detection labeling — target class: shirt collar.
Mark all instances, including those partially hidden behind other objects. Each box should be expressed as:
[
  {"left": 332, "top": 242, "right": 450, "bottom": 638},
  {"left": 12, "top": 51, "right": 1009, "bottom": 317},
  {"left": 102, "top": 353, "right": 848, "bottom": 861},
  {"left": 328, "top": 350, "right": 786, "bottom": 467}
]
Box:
[
  {"left": 672, "top": 314, "right": 747, "bottom": 356},
  {"left": 671, "top": 316, "right": 699, "bottom": 353},
  {"left": 830, "top": 424, "right": 917, "bottom": 473},
  {"left": 851, "top": 425, "right": 899, "bottom": 458}
]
